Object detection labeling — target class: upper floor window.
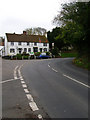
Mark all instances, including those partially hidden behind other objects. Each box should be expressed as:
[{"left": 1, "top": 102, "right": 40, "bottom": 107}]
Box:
[
  {"left": 18, "top": 42, "right": 22, "bottom": 45},
  {"left": 34, "top": 42, "right": 37, "bottom": 46},
  {"left": 27, "top": 42, "right": 29, "bottom": 46},
  {"left": 11, "top": 42, "right": 14, "bottom": 46},
  {"left": 43, "top": 43, "right": 47, "bottom": 46}
]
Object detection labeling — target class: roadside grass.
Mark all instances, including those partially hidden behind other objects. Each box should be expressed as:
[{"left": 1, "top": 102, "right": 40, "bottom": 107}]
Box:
[
  {"left": 61, "top": 52, "right": 77, "bottom": 58},
  {"left": 61, "top": 51, "right": 89, "bottom": 70},
  {"left": 73, "top": 56, "right": 89, "bottom": 70}
]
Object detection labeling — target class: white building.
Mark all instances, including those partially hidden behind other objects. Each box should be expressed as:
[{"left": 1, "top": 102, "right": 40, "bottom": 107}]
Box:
[
  {"left": 5, "top": 32, "right": 49, "bottom": 56},
  {"left": 0, "top": 37, "right": 5, "bottom": 56}
]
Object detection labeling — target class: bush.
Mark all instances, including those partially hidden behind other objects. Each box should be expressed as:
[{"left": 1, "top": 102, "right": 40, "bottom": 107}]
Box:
[
  {"left": 51, "top": 47, "right": 59, "bottom": 56},
  {"left": 23, "top": 56, "right": 29, "bottom": 59},
  {"left": 46, "top": 52, "right": 50, "bottom": 56},
  {"left": 73, "top": 56, "right": 89, "bottom": 70},
  {"left": 16, "top": 54, "right": 22, "bottom": 60},
  {"left": 22, "top": 52, "right": 29, "bottom": 56},
  {"left": 2, "top": 55, "right": 11, "bottom": 59},
  {"left": 34, "top": 52, "right": 41, "bottom": 56}
]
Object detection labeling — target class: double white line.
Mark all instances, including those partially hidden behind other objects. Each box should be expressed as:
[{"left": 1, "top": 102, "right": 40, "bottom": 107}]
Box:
[{"left": 18, "top": 64, "right": 43, "bottom": 120}]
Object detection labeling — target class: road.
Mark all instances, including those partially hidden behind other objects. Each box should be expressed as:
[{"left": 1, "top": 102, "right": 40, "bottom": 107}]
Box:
[{"left": 2, "top": 58, "right": 89, "bottom": 119}]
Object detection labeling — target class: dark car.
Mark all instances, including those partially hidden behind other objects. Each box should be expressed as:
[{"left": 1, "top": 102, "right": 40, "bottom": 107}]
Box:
[{"left": 37, "top": 53, "right": 51, "bottom": 59}]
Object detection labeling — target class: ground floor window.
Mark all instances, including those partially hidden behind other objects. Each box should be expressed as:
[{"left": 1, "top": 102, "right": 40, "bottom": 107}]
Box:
[
  {"left": 28, "top": 48, "right": 31, "bottom": 52},
  {"left": 24, "top": 48, "right": 27, "bottom": 52},
  {"left": 10, "top": 48, "right": 15, "bottom": 53},
  {"left": 18, "top": 48, "right": 22, "bottom": 54},
  {"left": 33, "top": 47, "right": 38, "bottom": 52},
  {"left": 44, "top": 48, "right": 47, "bottom": 52},
  {"left": 39, "top": 48, "right": 42, "bottom": 52}
]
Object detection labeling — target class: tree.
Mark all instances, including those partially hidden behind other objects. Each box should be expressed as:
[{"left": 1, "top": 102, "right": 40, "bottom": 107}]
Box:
[
  {"left": 53, "top": 2, "right": 90, "bottom": 57},
  {"left": 47, "top": 27, "right": 62, "bottom": 50},
  {"left": 25, "top": 27, "right": 47, "bottom": 36}
]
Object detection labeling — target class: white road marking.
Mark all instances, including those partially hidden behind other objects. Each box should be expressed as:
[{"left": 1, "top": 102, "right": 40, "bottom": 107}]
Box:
[
  {"left": 18, "top": 64, "right": 43, "bottom": 118},
  {"left": 52, "top": 68, "right": 58, "bottom": 73},
  {"left": 63, "top": 74, "right": 90, "bottom": 88},
  {"left": 48, "top": 64, "right": 58, "bottom": 73},
  {"left": 21, "top": 81, "right": 25, "bottom": 84},
  {"left": 0, "top": 78, "right": 19, "bottom": 84},
  {"left": 26, "top": 94, "right": 34, "bottom": 102},
  {"left": 38, "top": 114, "right": 43, "bottom": 119},
  {"left": 22, "top": 84, "right": 27, "bottom": 88},
  {"left": 24, "top": 89, "right": 29, "bottom": 93},
  {"left": 20, "top": 78, "right": 24, "bottom": 81},
  {"left": 29, "top": 102, "right": 39, "bottom": 111},
  {"left": 14, "top": 66, "right": 18, "bottom": 79},
  {"left": 48, "top": 64, "right": 50, "bottom": 68}
]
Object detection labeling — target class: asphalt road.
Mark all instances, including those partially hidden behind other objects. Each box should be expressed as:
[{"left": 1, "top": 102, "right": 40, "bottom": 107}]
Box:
[{"left": 2, "top": 58, "right": 89, "bottom": 119}]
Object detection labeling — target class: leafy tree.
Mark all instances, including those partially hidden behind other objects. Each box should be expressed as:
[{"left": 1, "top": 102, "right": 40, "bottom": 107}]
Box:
[
  {"left": 53, "top": 2, "right": 90, "bottom": 57},
  {"left": 25, "top": 27, "right": 47, "bottom": 36},
  {"left": 47, "top": 27, "right": 65, "bottom": 50}
]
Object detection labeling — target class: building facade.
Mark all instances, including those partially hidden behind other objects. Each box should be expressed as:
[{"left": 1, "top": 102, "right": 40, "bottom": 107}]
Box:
[
  {"left": 0, "top": 37, "right": 5, "bottom": 56},
  {"left": 5, "top": 32, "right": 49, "bottom": 56}
]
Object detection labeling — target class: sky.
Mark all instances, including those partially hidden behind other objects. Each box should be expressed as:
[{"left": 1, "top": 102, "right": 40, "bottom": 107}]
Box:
[{"left": 0, "top": 0, "right": 75, "bottom": 36}]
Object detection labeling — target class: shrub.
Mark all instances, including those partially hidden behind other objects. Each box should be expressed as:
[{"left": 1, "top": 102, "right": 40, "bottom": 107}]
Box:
[
  {"left": 34, "top": 52, "right": 41, "bottom": 56},
  {"left": 16, "top": 54, "right": 22, "bottom": 60},
  {"left": 22, "top": 52, "right": 29, "bottom": 56},
  {"left": 2, "top": 55, "right": 11, "bottom": 59},
  {"left": 51, "top": 47, "right": 59, "bottom": 56},
  {"left": 23, "top": 56, "right": 29, "bottom": 59},
  {"left": 46, "top": 52, "right": 50, "bottom": 56}
]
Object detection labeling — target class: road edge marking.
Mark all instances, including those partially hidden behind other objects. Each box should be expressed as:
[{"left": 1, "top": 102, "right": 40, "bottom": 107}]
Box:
[{"left": 63, "top": 74, "right": 90, "bottom": 88}]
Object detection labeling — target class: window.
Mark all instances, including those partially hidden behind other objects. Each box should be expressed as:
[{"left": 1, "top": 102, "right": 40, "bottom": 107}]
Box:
[
  {"left": 33, "top": 47, "right": 38, "bottom": 52},
  {"left": 18, "top": 42, "right": 22, "bottom": 45},
  {"left": 43, "top": 43, "right": 47, "bottom": 46},
  {"left": 34, "top": 42, "right": 37, "bottom": 46},
  {"left": 11, "top": 42, "right": 14, "bottom": 46},
  {"left": 27, "top": 42, "right": 29, "bottom": 46},
  {"left": 10, "top": 49, "right": 15, "bottom": 53},
  {"left": 24, "top": 48, "right": 27, "bottom": 52},
  {"left": 28, "top": 48, "right": 31, "bottom": 52},
  {"left": 44, "top": 48, "right": 47, "bottom": 52}
]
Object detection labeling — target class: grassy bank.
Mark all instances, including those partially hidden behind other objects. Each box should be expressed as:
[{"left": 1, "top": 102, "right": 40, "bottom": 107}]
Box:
[
  {"left": 61, "top": 51, "right": 89, "bottom": 70},
  {"left": 61, "top": 52, "right": 77, "bottom": 58},
  {"left": 73, "top": 56, "right": 89, "bottom": 70}
]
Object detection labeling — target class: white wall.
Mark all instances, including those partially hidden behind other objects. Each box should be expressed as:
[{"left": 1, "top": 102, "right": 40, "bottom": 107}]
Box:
[{"left": 6, "top": 42, "right": 49, "bottom": 55}]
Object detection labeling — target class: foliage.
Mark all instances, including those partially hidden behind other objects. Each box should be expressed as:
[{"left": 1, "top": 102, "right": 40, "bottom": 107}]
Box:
[
  {"left": 16, "top": 54, "right": 22, "bottom": 60},
  {"left": 47, "top": 27, "right": 70, "bottom": 50},
  {"left": 46, "top": 52, "right": 50, "bottom": 56},
  {"left": 25, "top": 27, "right": 47, "bottom": 36},
  {"left": 34, "top": 52, "right": 41, "bottom": 56},
  {"left": 73, "top": 56, "right": 89, "bottom": 70},
  {"left": 23, "top": 56, "right": 29, "bottom": 59},
  {"left": 61, "top": 52, "right": 77, "bottom": 58},
  {"left": 22, "top": 52, "right": 29, "bottom": 56},
  {"left": 53, "top": 2, "right": 90, "bottom": 58},
  {"left": 51, "top": 47, "right": 59, "bottom": 56}
]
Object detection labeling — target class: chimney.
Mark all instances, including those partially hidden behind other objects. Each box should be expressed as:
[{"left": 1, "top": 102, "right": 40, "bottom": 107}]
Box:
[{"left": 23, "top": 31, "right": 26, "bottom": 35}]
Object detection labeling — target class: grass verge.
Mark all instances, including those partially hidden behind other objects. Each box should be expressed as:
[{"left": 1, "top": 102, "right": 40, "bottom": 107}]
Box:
[
  {"left": 61, "top": 52, "right": 77, "bottom": 58},
  {"left": 73, "top": 57, "right": 89, "bottom": 70}
]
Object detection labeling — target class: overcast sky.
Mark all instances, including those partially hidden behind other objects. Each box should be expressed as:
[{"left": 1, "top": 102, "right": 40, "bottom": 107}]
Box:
[{"left": 0, "top": 0, "right": 75, "bottom": 36}]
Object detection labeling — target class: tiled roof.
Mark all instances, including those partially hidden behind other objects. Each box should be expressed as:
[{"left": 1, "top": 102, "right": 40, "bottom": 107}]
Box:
[{"left": 6, "top": 33, "right": 49, "bottom": 43}]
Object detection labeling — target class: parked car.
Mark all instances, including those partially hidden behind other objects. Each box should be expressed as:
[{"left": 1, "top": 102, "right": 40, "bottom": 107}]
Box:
[{"left": 37, "top": 52, "right": 51, "bottom": 59}]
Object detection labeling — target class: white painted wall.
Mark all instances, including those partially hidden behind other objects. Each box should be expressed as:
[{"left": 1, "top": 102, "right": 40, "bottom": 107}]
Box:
[{"left": 6, "top": 42, "right": 49, "bottom": 55}]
